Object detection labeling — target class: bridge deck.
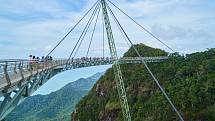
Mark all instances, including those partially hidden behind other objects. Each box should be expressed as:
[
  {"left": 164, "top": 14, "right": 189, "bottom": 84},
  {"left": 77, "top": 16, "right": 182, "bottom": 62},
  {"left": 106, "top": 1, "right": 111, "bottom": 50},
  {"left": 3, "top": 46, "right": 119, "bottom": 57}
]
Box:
[{"left": 0, "top": 57, "right": 168, "bottom": 94}]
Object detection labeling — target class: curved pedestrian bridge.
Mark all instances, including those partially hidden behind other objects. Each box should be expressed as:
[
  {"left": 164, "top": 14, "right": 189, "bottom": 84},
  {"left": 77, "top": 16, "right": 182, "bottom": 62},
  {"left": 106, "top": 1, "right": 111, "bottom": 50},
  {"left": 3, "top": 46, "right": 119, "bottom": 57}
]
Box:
[
  {"left": 0, "top": 56, "right": 168, "bottom": 120},
  {"left": 0, "top": 56, "right": 168, "bottom": 94}
]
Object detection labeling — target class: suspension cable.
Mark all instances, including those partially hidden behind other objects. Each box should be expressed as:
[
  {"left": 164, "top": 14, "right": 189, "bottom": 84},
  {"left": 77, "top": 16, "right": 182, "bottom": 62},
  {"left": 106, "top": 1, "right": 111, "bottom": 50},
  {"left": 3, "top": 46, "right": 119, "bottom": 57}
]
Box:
[
  {"left": 46, "top": 0, "right": 99, "bottom": 57},
  {"left": 102, "top": 9, "right": 105, "bottom": 58},
  {"left": 66, "top": 3, "right": 100, "bottom": 66},
  {"left": 68, "top": 3, "right": 100, "bottom": 61},
  {"left": 108, "top": 6, "right": 131, "bottom": 49},
  {"left": 107, "top": 4, "right": 184, "bottom": 121},
  {"left": 73, "top": 3, "right": 101, "bottom": 58},
  {"left": 107, "top": 0, "right": 175, "bottom": 53},
  {"left": 86, "top": 4, "right": 101, "bottom": 57}
]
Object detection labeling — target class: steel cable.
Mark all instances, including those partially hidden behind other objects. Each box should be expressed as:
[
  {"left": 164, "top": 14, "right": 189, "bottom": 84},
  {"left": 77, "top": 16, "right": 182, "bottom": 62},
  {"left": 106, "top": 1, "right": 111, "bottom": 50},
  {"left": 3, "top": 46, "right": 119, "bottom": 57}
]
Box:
[
  {"left": 107, "top": 3, "right": 184, "bottom": 121},
  {"left": 46, "top": 0, "right": 99, "bottom": 57},
  {"left": 86, "top": 4, "right": 101, "bottom": 57},
  {"left": 66, "top": 3, "right": 100, "bottom": 67},
  {"left": 73, "top": 3, "right": 101, "bottom": 58},
  {"left": 107, "top": 0, "right": 175, "bottom": 53}
]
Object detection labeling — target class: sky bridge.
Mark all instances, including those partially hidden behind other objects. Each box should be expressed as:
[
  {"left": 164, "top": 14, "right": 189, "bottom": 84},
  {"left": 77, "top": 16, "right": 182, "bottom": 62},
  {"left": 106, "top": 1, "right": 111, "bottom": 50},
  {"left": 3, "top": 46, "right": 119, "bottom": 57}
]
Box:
[{"left": 0, "top": 0, "right": 186, "bottom": 120}]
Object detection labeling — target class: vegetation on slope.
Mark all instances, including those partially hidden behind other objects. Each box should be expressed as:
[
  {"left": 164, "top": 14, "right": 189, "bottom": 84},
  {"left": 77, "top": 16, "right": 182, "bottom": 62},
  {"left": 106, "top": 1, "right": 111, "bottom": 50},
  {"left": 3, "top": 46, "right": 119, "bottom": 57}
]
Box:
[
  {"left": 6, "top": 72, "right": 103, "bottom": 121},
  {"left": 72, "top": 44, "right": 215, "bottom": 121}
]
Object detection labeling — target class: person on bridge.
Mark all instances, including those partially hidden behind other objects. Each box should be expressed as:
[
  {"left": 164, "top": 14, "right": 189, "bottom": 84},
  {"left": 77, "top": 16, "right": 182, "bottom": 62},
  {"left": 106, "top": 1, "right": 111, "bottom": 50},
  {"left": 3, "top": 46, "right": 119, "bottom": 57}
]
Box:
[
  {"left": 29, "top": 55, "right": 33, "bottom": 71},
  {"left": 50, "top": 56, "right": 53, "bottom": 65},
  {"left": 45, "top": 56, "right": 49, "bottom": 67},
  {"left": 41, "top": 56, "right": 45, "bottom": 68},
  {"left": 36, "top": 57, "right": 40, "bottom": 63},
  {"left": 41, "top": 56, "right": 45, "bottom": 62},
  {"left": 36, "top": 57, "right": 40, "bottom": 69},
  {"left": 32, "top": 56, "right": 36, "bottom": 71}
]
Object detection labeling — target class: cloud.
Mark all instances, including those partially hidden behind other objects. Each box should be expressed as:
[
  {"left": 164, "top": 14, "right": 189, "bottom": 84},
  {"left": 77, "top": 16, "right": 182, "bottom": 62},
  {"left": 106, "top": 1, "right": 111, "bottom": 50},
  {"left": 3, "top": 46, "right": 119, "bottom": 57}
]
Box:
[
  {"left": 151, "top": 24, "right": 188, "bottom": 40},
  {"left": 44, "top": 45, "right": 53, "bottom": 52},
  {"left": 107, "top": 0, "right": 215, "bottom": 53},
  {"left": 0, "top": 0, "right": 214, "bottom": 59},
  {"left": 151, "top": 24, "right": 215, "bottom": 53},
  {"left": 0, "top": 40, "right": 16, "bottom": 46}
]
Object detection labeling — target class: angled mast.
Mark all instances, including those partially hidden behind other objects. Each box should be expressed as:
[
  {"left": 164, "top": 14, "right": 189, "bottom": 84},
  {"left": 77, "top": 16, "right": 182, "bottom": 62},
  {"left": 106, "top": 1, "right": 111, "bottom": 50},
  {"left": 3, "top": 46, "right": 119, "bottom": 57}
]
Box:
[{"left": 101, "top": 0, "right": 131, "bottom": 121}]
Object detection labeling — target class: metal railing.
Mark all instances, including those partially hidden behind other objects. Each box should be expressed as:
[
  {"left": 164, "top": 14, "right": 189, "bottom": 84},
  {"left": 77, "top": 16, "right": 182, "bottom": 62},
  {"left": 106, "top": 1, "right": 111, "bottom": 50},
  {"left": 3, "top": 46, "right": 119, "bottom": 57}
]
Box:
[
  {"left": 0, "top": 56, "right": 168, "bottom": 90},
  {"left": 0, "top": 56, "right": 168, "bottom": 79}
]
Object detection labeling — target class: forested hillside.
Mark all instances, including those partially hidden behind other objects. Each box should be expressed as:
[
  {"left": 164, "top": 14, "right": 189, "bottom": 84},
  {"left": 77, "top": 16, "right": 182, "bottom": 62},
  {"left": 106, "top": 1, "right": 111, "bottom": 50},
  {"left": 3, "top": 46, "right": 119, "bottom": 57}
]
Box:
[
  {"left": 72, "top": 44, "right": 215, "bottom": 121},
  {"left": 5, "top": 72, "right": 103, "bottom": 121}
]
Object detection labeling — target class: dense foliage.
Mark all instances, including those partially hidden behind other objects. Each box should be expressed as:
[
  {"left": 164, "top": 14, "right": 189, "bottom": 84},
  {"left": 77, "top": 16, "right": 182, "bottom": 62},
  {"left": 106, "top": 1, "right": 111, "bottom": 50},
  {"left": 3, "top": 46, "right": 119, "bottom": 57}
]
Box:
[
  {"left": 73, "top": 44, "right": 215, "bottom": 121},
  {"left": 5, "top": 72, "right": 103, "bottom": 121}
]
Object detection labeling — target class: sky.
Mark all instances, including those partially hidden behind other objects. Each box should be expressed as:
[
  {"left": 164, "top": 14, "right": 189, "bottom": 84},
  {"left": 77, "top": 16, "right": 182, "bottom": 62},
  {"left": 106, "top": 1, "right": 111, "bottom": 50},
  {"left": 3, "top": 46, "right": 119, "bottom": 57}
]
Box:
[
  {"left": 0, "top": 0, "right": 215, "bottom": 59},
  {"left": 0, "top": 0, "right": 215, "bottom": 94},
  {"left": 33, "top": 65, "right": 111, "bottom": 95}
]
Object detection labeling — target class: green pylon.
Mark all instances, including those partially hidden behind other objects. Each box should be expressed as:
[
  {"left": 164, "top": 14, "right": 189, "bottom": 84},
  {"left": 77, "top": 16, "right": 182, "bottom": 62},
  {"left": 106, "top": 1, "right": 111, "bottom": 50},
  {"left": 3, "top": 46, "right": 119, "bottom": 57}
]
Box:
[{"left": 100, "top": 0, "right": 131, "bottom": 121}]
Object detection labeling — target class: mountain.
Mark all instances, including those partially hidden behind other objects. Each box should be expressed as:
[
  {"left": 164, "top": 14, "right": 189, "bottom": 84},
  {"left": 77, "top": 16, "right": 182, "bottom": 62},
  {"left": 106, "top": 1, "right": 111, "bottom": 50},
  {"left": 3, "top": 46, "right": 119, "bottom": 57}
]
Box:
[
  {"left": 5, "top": 72, "right": 104, "bottom": 121},
  {"left": 72, "top": 44, "right": 215, "bottom": 121}
]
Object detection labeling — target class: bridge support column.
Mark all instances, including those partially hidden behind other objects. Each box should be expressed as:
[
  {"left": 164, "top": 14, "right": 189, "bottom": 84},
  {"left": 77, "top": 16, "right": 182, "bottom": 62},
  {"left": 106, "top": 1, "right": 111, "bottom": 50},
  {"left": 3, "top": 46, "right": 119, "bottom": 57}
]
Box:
[
  {"left": 4, "top": 63, "right": 11, "bottom": 91},
  {"left": 101, "top": 0, "right": 131, "bottom": 121},
  {"left": 19, "top": 61, "right": 25, "bottom": 83}
]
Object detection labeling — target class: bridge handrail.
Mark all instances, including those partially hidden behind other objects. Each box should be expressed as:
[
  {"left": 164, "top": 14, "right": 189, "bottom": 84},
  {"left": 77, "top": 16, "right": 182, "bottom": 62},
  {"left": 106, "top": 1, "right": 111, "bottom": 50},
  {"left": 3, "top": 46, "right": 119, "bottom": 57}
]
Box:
[
  {"left": 120, "top": 56, "right": 169, "bottom": 60},
  {"left": 0, "top": 56, "right": 168, "bottom": 77},
  {"left": 0, "top": 56, "right": 168, "bottom": 63}
]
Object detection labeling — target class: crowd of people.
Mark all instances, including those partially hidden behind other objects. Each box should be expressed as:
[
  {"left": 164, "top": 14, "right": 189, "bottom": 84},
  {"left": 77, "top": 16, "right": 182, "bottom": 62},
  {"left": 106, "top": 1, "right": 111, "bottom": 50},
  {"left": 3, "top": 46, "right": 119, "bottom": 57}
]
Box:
[
  {"left": 27, "top": 55, "right": 113, "bottom": 71},
  {"left": 71, "top": 57, "right": 113, "bottom": 62},
  {"left": 28, "top": 55, "right": 53, "bottom": 71}
]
